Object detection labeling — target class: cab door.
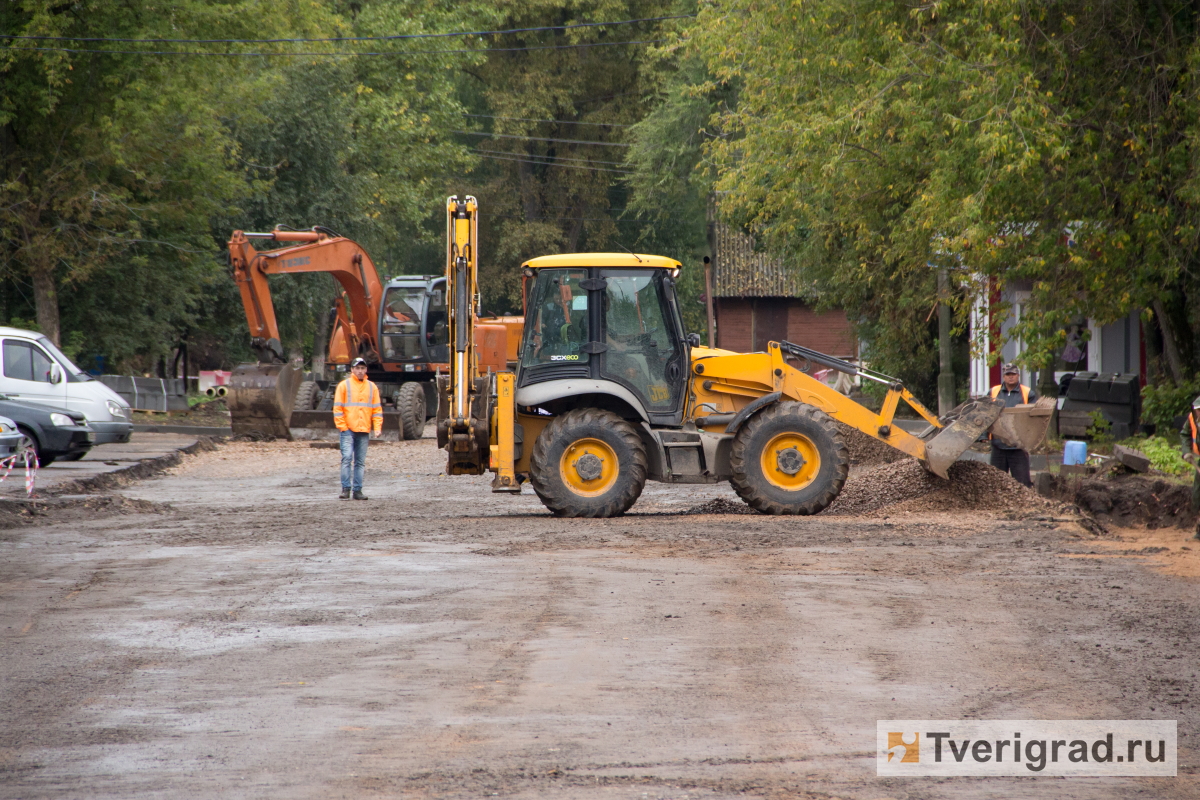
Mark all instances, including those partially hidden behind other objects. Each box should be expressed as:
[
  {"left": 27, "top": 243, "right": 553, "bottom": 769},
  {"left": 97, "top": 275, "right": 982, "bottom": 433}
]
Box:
[
  {"left": 598, "top": 270, "right": 687, "bottom": 424},
  {"left": 0, "top": 338, "right": 66, "bottom": 408}
]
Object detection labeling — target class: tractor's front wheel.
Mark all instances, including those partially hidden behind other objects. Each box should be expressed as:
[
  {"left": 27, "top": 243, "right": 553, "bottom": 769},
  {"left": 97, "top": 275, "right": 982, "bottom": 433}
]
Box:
[
  {"left": 729, "top": 401, "right": 849, "bottom": 515},
  {"left": 529, "top": 408, "right": 647, "bottom": 518}
]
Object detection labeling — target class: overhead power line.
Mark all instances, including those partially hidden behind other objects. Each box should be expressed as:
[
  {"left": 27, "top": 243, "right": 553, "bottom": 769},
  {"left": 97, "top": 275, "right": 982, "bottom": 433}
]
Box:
[
  {"left": 1, "top": 39, "right": 662, "bottom": 58},
  {"left": 455, "top": 130, "right": 630, "bottom": 147},
  {"left": 472, "top": 151, "right": 633, "bottom": 175},
  {"left": 463, "top": 113, "right": 633, "bottom": 128},
  {"left": 474, "top": 148, "right": 629, "bottom": 167},
  {"left": 3, "top": 14, "right": 694, "bottom": 44}
]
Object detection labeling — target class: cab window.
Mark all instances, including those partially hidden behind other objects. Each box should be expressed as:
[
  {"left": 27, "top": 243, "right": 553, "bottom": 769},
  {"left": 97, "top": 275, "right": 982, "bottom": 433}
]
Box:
[
  {"left": 3, "top": 340, "right": 53, "bottom": 382},
  {"left": 601, "top": 271, "right": 681, "bottom": 411},
  {"left": 521, "top": 269, "right": 590, "bottom": 366}
]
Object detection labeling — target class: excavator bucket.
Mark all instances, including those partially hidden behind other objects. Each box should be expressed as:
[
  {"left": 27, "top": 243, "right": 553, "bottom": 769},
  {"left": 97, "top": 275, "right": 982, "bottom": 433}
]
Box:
[
  {"left": 921, "top": 398, "right": 1006, "bottom": 479},
  {"left": 227, "top": 362, "right": 303, "bottom": 440},
  {"left": 989, "top": 397, "right": 1056, "bottom": 452}
]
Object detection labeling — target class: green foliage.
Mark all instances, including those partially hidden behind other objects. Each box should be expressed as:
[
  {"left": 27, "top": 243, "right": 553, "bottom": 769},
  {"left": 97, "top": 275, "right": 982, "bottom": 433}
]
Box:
[
  {"left": 1128, "top": 435, "right": 1193, "bottom": 476},
  {"left": 1142, "top": 378, "right": 1200, "bottom": 431},
  {"left": 1086, "top": 409, "right": 1113, "bottom": 446},
  {"left": 615, "top": 0, "right": 1200, "bottom": 382}
]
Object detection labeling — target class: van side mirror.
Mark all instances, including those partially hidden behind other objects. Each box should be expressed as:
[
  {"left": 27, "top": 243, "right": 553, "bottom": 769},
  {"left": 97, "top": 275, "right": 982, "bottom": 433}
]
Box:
[{"left": 49, "top": 365, "right": 62, "bottom": 384}]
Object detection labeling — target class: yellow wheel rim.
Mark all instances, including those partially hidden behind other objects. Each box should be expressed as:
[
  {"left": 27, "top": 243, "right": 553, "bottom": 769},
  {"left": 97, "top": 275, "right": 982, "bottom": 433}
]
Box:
[
  {"left": 759, "top": 431, "right": 820, "bottom": 491},
  {"left": 560, "top": 437, "right": 619, "bottom": 497}
]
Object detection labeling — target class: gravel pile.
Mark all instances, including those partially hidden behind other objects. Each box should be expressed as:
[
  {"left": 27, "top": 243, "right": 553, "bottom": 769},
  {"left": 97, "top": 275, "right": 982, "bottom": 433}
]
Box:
[
  {"left": 834, "top": 421, "right": 906, "bottom": 466},
  {"left": 681, "top": 497, "right": 755, "bottom": 515},
  {"left": 823, "top": 458, "right": 1045, "bottom": 516}
]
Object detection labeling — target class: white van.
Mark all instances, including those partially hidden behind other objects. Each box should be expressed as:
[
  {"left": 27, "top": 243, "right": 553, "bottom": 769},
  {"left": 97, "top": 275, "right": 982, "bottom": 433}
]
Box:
[{"left": 0, "top": 327, "right": 133, "bottom": 445}]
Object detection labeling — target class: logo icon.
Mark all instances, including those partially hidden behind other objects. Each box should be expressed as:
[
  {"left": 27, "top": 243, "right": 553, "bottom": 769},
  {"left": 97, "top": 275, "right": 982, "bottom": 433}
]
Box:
[{"left": 887, "top": 732, "right": 920, "bottom": 763}]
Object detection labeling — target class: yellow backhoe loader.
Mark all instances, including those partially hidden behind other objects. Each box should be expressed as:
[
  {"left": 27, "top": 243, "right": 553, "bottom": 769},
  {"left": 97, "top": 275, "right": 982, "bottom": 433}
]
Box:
[{"left": 439, "top": 196, "right": 1007, "bottom": 517}]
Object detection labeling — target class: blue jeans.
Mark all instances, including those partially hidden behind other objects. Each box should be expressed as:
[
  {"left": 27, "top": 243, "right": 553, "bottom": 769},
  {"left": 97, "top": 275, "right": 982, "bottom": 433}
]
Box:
[{"left": 340, "top": 430, "right": 370, "bottom": 491}]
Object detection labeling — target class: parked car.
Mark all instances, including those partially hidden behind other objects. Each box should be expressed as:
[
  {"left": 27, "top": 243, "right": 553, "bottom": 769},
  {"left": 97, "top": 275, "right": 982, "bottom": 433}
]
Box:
[
  {"left": 0, "top": 415, "right": 24, "bottom": 460},
  {"left": 0, "top": 327, "right": 133, "bottom": 445},
  {"left": 0, "top": 397, "right": 93, "bottom": 465}
]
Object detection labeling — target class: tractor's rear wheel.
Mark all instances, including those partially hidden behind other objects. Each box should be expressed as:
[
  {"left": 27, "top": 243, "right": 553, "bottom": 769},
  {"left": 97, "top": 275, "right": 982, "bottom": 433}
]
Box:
[
  {"left": 729, "top": 401, "right": 849, "bottom": 515},
  {"left": 529, "top": 408, "right": 647, "bottom": 518},
  {"left": 396, "top": 382, "right": 426, "bottom": 440}
]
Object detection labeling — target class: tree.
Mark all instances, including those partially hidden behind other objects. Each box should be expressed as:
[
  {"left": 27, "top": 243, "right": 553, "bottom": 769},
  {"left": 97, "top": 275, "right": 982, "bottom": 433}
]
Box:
[{"left": 658, "top": 1, "right": 1200, "bottom": 387}]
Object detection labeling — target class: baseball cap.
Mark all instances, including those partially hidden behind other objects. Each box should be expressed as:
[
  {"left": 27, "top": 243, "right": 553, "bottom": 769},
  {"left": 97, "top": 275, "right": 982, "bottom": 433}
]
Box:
[
  {"left": 1002, "top": 363, "right": 1019, "bottom": 374},
  {"left": 351, "top": 357, "right": 367, "bottom": 367}
]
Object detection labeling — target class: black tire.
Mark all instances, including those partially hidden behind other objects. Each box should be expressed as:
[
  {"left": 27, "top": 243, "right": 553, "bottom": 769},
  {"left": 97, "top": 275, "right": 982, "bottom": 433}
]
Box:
[
  {"left": 16, "top": 427, "right": 52, "bottom": 466},
  {"left": 396, "top": 382, "right": 426, "bottom": 440},
  {"left": 529, "top": 408, "right": 647, "bottom": 518},
  {"left": 729, "top": 401, "right": 849, "bottom": 515},
  {"left": 293, "top": 381, "right": 320, "bottom": 411}
]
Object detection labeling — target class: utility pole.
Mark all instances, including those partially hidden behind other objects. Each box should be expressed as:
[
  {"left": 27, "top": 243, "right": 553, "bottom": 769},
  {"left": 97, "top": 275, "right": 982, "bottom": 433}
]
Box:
[
  {"left": 937, "top": 266, "right": 956, "bottom": 416},
  {"left": 703, "top": 256, "right": 716, "bottom": 347}
]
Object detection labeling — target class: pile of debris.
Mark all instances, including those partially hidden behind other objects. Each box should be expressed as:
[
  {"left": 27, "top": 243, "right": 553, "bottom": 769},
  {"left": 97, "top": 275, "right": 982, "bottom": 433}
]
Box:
[
  {"left": 835, "top": 421, "right": 906, "bottom": 467},
  {"left": 824, "top": 459, "right": 1047, "bottom": 516}
]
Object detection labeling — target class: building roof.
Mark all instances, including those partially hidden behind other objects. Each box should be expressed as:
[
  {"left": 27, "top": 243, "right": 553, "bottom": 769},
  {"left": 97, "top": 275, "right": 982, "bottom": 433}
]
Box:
[
  {"left": 710, "top": 220, "right": 810, "bottom": 297},
  {"left": 522, "top": 253, "right": 681, "bottom": 270}
]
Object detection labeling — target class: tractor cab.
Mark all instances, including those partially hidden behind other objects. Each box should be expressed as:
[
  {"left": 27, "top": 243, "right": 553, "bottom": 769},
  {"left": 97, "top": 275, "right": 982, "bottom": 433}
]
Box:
[{"left": 517, "top": 254, "right": 691, "bottom": 425}]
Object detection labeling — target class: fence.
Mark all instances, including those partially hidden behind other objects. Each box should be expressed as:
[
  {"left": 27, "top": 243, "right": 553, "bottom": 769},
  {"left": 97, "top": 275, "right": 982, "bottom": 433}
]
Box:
[{"left": 97, "top": 376, "right": 189, "bottom": 413}]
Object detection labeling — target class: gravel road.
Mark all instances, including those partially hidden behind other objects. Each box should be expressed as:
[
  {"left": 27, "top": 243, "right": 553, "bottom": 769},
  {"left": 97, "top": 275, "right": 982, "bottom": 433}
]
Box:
[{"left": 2, "top": 432, "right": 1197, "bottom": 799}]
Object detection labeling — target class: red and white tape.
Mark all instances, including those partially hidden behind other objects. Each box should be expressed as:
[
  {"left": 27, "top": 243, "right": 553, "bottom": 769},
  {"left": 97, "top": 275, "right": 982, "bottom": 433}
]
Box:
[{"left": 0, "top": 449, "right": 38, "bottom": 497}]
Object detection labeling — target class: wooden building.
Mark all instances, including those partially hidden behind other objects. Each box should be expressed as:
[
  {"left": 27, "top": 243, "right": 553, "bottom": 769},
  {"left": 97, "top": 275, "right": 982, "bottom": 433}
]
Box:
[{"left": 709, "top": 216, "right": 857, "bottom": 359}]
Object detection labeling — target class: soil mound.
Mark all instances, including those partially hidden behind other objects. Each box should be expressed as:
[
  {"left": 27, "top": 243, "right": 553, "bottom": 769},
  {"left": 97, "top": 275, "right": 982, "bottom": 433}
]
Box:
[
  {"left": 1051, "top": 474, "right": 1195, "bottom": 530},
  {"left": 824, "top": 458, "right": 1046, "bottom": 516}
]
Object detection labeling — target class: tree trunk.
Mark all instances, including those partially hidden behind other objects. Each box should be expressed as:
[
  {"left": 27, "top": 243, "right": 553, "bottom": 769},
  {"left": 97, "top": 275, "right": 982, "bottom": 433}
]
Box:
[
  {"left": 30, "top": 266, "right": 60, "bottom": 345},
  {"left": 312, "top": 297, "right": 332, "bottom": 378},
  {"left": 1152, "top": 299, "right": 1187, "bottom": 383}
]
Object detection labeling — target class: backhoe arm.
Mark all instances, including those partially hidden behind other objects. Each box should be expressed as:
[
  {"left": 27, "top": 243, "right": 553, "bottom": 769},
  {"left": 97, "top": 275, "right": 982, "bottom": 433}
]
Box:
[{"left": 229, "top": 228, "right": 384, "bottom": 363}]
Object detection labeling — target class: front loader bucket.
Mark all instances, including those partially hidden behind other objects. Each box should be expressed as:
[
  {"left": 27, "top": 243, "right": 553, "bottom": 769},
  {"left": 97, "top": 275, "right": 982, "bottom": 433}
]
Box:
[
  {"left": 227, "top": 362, "right": 303, "bottom": 440},
  {"left": 989, "top": 397, "right": 1056, "bottom": 452},
  {"left": 921, "top": 398, "right": 1006, "bottom": 479}
]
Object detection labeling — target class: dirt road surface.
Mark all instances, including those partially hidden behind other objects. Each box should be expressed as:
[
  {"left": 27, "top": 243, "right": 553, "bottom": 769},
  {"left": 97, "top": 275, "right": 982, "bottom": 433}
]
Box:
[{"left": 2, "top": 433, "right": 1198, "bottom": 799}]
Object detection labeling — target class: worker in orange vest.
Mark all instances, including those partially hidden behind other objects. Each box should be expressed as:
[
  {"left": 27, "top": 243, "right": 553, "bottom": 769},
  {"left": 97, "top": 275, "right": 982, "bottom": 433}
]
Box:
[
  {"left": 334, "top": 356, "right": 383, "bottom": 500},
  {"left": 1181, "top": 394, "right": 1200, "bottom": 513},
  {"left": 989, "top": 364, "right": 1037, "bottom": 486}
]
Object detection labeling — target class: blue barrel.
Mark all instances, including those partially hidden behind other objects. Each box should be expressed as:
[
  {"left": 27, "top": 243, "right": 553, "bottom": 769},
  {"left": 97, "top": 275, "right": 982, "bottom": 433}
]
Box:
[{"left": 1063, "top": 440, "right": 1087, "bottom": 465}]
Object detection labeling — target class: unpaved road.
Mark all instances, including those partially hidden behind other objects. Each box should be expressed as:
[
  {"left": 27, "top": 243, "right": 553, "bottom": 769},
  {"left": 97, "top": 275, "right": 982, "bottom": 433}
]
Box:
[{"left": 2, "top": 434, "right": 1198, "bottom": 799}]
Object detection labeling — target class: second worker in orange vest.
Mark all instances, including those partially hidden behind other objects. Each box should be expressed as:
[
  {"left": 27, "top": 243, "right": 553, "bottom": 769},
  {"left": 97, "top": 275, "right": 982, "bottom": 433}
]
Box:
[
  {"left": 334, "top": 357, "right": 383, "bottom": 500},
  {"left": 989, "top": 363, "right": 1037, "bottom": 487}
]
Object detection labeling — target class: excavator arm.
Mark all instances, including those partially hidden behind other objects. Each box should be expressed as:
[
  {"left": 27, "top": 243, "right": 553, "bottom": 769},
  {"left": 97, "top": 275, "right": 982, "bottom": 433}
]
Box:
[
  {"left": 229, "top": 228, "right": 384, "bottom": 364},
  {"left": 226, "top": 227, "right": 385, "bottom": 439}
]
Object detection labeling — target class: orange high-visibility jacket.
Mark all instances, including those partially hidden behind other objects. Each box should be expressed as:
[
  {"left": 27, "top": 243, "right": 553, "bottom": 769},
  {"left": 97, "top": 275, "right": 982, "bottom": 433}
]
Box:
[
  {"left": 990, "top": 384, "right": 1030, "bottom": 403},
  {"left": 333, "top": 376, "right": 382, "bottom": 434}
]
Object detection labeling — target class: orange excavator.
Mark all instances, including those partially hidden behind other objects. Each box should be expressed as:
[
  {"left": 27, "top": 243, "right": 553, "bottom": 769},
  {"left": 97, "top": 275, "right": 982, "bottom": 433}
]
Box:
[{"left": 228, "top": 226, "right": 521, "bottom": 439}]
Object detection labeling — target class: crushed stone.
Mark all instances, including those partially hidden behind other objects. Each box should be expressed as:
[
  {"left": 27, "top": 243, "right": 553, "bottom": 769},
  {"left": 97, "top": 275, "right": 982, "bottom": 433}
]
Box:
[
  {"left": 834, "top": 421, "right": 906, "bottom": 467},
  {"left": 824, "top": 458, "right": 1049, "bottom": 516}
]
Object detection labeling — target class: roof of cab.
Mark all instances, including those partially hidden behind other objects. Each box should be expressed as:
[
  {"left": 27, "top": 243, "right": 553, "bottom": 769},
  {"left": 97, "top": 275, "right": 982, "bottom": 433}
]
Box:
[{"left": 522, "top": 252, "right": 681, "bottom": 270}]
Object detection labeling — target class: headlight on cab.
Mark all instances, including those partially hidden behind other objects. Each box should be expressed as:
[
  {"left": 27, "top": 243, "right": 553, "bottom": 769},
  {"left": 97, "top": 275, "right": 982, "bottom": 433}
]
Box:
[
  {"left": 50, "top": 413, "right": 76, "bottom": 427},
  {"left": 106, "top": 400, "right": 128, "bottom": 420}
]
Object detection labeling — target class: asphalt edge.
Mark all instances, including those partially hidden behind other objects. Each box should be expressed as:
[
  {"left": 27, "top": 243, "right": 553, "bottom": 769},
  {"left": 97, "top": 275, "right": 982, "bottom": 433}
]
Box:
[{"left": 43, "top": 436, "right": 222, "bottom": 497}]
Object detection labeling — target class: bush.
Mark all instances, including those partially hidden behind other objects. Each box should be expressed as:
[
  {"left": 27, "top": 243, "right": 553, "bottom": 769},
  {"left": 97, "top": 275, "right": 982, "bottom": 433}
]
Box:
[
  {"left": 1142, "top": 378, "right": 1200, "bottom": 432},
  {"left": 1128, "top": 435, "right": 1193, "bottom": 476}
]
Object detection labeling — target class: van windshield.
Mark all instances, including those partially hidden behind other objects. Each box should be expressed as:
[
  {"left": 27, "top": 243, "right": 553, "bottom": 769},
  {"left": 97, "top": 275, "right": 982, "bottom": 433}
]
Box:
[{"left": 37, "top": 337, "right": 92, "bottom": 381}]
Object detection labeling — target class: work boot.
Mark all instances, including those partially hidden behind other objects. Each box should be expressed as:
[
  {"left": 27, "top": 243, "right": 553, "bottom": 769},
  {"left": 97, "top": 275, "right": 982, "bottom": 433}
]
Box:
[
  {"left": 339, "top": 489, "right": 351, "bottom": 500},
  {"left": 352, "top": 491, "right": 368, "bottom": 501}
]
